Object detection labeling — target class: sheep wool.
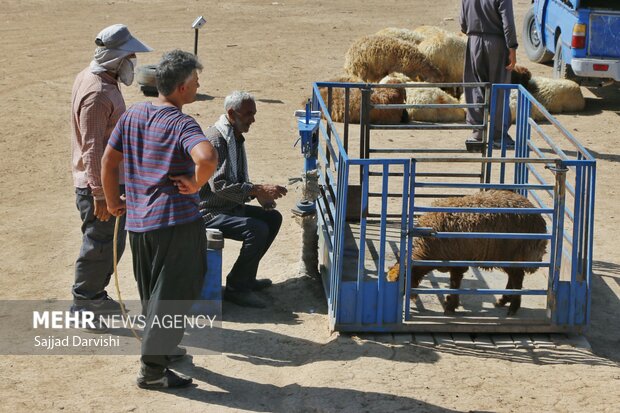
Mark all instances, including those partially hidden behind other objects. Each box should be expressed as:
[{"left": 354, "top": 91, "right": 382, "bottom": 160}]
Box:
[
  {"left": 375, "top": 27, "right": 425, "bottom": 45},
  {"left": 413, "top": 25, "right": 459, "bottom": 39},
  {"left": 318, "top": 75, "right": 405, "bottom": 124},
  {"left": 417, "top": 32, "right": 467, "bottom": 83},
  {"left": 344, "top": 34, "right": 444, "bottom": 83},
  {"left": 380, "top": 73, "right": 465, "bottom": 122},
  {"left": 509, "top": 76, "right": 585, "bottom": 123},
  {"left": 387, "top": 190, "right": 547, "bottom": 315}
]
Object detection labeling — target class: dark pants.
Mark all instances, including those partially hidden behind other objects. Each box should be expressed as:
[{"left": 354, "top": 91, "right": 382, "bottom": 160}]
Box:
[
  {"left": 129, "top": 219, "right": 206, "bottom": 379},
  {"left": 463, "top": 34, "right": 511, "bottom": 140},
  {"left": 73, "top": 186, "right": 126, "bottom": 304},
  {"left": 205, "top": 205, "right": 282, "bottom": 291}
]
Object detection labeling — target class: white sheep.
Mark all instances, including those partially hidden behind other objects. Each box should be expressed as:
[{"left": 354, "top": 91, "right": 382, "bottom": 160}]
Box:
[
  {"left": 344, "top": 34, "right": 444, "bottom": 83},
  {"left": 413, "top": 25, "right": 460, "bottom": 39},
  {"left": 416, "top": 32, "right": 467, "bottom": 83},
  {"left": 380, "top": 73, "right": 465, "bottom": 122},
  {"left": 509, "top": 76, "right": 585, "bottom": 122},
  {"left": 376, "top": 26, "right": 467, "bottom": 84},
  {"left": 375, "top": 27, "right": 425, "bottom": 45}
]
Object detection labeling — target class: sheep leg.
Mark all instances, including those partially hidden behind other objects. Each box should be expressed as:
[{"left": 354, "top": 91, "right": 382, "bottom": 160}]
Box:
[
  {"left": 444, "top": 267, "right": 467, "bottom": 315},
  {"left": 506, "top": 269, "right": 525, "bottom": 316},
  {"left": 494, "top": 276, "right": 514, "bottom": 308}
]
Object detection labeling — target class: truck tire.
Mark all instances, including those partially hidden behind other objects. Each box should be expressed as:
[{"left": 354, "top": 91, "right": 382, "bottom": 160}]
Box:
[
  {"left": 522, "top": 6, "right": 553, "bottom": 63},
  {"left": 553, "top": 37, "right": 579, "bottom": 83},
  {"left": 136, "top": 64, "right": 158, "bottom": 97},
  {"left": 136, "top": 64, "right": 157, "bottom": 87}
]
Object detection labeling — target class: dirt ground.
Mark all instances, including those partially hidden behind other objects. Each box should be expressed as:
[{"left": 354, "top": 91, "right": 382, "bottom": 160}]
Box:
[{"left": 1, "top": 0, "right": 619, "bottom": 411}]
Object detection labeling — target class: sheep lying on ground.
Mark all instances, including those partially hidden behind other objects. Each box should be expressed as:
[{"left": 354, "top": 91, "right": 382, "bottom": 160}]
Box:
[
  {"left": 375, "top": 27, "right": 425, "bottom": 45},
  {"left": 509, "top": 76, "right": 586, "bottom": 122},
  {"left": 526, "top": 76, "right": 586, "bottom": 114},
  {"left": 387, "top": 190, "right": 547, "bottom": 316},
  {"left": 380, "top": 73, "right": 465, "bottom": 122},
  {"left": 417, "top": 32, "right": 467, "bottom": 83},
  {"left": 413, "top": 25, "right": 463, "bottom": 39},
  {"left": 376, "top": 26, "right": 467, "bottom": 84},
  {"left": 318, "top": 75, "right": 406, "bottom": 124},
  {"left": 344, "top": 34, "right": 444, "bottom": 83}
]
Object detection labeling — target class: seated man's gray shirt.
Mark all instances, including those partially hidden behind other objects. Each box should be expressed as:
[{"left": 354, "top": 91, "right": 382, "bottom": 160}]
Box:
[{"left": 199, "top": 126, "right": 254, "bottom": 222}]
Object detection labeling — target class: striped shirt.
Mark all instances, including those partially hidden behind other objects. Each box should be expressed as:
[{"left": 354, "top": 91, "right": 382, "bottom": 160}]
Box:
[
  {"left": 71, "top": 68, "right": 125, "bottom": 199},
  {"left": 199, "top": 126, "right": 254, "bottom": 222},
  {"left": 108, "top": 102, "right": 208, "bottom": 232}
]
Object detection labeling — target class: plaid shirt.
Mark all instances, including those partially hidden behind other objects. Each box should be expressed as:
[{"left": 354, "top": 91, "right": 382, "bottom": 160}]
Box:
[
  {"left": 199, "top": 126, "right": 254, "bottom": 222},
  {"left": 71, "top": 68, "right": 125, "bottom": 199}
]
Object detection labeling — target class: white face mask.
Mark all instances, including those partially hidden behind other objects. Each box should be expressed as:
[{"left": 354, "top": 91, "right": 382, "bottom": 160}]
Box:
[{"left": 118, "top": 57, "right": 136, "bottom": 86}]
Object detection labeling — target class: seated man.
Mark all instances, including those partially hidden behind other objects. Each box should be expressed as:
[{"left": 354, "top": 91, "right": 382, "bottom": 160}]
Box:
[{"left": 199, "top": 91, "right": 287, "bottom": 309}]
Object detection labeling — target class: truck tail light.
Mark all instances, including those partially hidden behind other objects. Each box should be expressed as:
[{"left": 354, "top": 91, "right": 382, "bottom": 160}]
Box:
[
  {"left": 593, "top": 64, "right": 609, "bottom": 71},
  {"left": 572, "top": 24, "right": 586, "bottom": 49}
]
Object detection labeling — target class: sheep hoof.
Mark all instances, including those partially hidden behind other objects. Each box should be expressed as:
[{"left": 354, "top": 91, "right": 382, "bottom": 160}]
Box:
[
  {"left": 507, "top": 308, "right": 518, "bottom": 317},
  {"left": 444, "top": 308, "right": 457, "bottom": 316},
  {"left": 494, "top": 299, "right": 508, "bottom": 308}
]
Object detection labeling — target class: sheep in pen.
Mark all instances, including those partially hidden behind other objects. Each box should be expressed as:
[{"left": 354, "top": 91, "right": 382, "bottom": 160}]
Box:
[{"left": 388, "top": 190, "right": 548, "bottom": 316}]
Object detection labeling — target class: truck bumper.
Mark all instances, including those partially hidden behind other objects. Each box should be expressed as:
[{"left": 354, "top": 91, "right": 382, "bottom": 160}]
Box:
[{"left": 571, "top": 58, "right": 620, "bottom": 81}]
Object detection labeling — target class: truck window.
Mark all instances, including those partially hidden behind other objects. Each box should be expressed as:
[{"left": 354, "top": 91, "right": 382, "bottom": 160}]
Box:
[{"left": 580, "top": 0, "right": 620, "bottom": 10}]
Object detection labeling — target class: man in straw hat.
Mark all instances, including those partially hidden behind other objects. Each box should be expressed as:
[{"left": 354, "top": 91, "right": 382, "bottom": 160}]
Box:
[{"left": 70, "top": 24, "right": 152, "bottom": 320}]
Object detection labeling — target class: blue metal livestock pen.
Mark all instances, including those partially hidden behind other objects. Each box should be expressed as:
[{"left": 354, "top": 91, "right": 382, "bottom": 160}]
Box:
[{"left": 297, "top": 80, "right": 596, "bottom": 333}]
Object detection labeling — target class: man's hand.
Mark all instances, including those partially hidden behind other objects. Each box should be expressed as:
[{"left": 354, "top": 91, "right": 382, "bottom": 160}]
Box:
[
  {"left": 251, "top": 184, "right": 287, "bottom": 210},
  {"left": 254, "top": 184, "right": 287, "bottom": 200},
  {"left": 257, "top": 196, "right": 276, "bottom": 211},
  {"left": 106, "top": 197, "right": 126, "bottom": 217},
  {"left": 170, "top": 174, "right": 201, "bottom": 194},
  {"left": 94, "top": 199, "right": 112, "bottom": 221},
  {"left": 506, "top": 48, "right": 517, "bottom": 71}
]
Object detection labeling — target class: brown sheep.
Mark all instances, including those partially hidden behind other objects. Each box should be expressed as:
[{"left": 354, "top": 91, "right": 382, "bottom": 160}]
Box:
[
  {"left": 344, "top": 34, "right": 444, "bottom": 83},
  {"left": 387, "top": 190, "right": 547, "bottom": 316},
  {"left": 510, "top": 64, "right": 532, "bottom": 88},
  {"left": 318, "top": 75, "right": 406, "bottom": 124}
]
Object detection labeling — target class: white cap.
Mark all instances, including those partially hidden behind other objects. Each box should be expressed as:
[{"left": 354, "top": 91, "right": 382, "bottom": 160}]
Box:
[{"left": 95, "top": 24, "right": 153, "bottom": 53}]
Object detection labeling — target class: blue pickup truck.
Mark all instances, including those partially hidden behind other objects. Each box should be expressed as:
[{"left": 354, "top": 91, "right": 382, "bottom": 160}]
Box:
[{"left": 522, "top": 0, "right": 620, "bottom": 85}]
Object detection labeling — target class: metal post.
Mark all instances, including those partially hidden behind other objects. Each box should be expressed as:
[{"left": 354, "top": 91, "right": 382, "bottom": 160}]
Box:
[
  {"left": 404, "top": 160, "right": 417, "bottom": 321},
  {"left": 361, "top": 88, "right": 372, "bottom": 160},
  {"left": 344, "top": 88, "right": 350, "bottom": 152},
  {"left": 548, "top": 162, "right": 568, "bottom": 324},
  {"left": 194, "top": 29, "right": 199, "bottom": 55}
]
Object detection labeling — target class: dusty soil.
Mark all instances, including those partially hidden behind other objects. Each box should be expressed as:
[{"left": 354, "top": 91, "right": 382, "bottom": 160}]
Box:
[{"left": 0, "top": 0, "right": 619, "bottom": 411}]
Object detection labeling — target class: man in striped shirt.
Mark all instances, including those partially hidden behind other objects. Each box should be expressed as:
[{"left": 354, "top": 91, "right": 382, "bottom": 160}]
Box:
[
  {"left": 199, "top": 91, "right": 287, "bottom": 309},
  {"left": 70, "top": 24, "right": 152, "bottom": 318},
  {"left": 102, "top": 50, "right": 217, "bottom": 389}
]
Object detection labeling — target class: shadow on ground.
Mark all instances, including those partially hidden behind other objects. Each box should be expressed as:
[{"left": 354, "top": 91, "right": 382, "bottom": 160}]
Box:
[
  {"left": 587, "top": 260, "right": 620, "bottom": 362},
  {"left": 167, "top": 368, "right": 460, "bottom": 413}
]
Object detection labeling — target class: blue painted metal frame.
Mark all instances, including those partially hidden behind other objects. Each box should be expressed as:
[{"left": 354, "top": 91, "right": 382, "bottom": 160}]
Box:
[{"left": 306, "top": 81, "right": 596, "bottom": 332}]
